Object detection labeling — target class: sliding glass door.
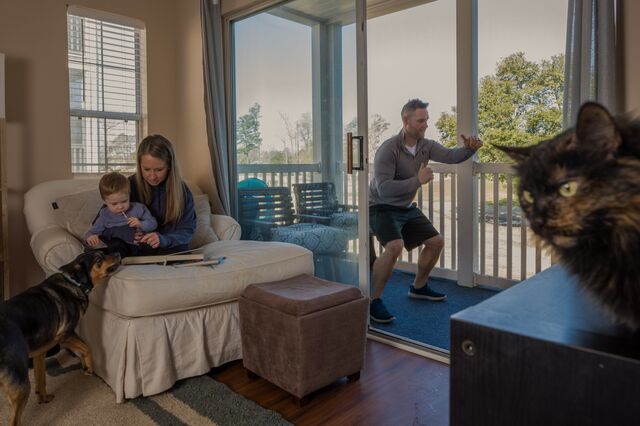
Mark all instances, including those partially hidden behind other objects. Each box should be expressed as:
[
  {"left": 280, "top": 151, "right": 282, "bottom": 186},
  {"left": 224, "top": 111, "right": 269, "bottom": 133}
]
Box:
[
  {"left": 228, "top": 0, "right": 572, "bottom": 356},
  {"left": 231, "top": 0, "right": 369, "bottom": 293}
]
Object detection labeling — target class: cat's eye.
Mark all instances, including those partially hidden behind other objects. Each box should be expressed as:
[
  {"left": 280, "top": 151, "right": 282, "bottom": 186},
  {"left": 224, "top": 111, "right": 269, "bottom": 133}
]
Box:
[
  {"left": 521, "top": 190, "right": 534, "bottom": 204},
  {"left": 558, "top": 181, "right": 579, "bottom": 197}
]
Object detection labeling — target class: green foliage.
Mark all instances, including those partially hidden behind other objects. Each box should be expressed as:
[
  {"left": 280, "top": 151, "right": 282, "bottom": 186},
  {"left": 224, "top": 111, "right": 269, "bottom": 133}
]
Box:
[
  {"left": 268, "top": 150, "right": 287, "bottom": 163},
  {"left": 436, "top": 52, "right": 564, "bottom": 163},
  {"left": 236, "top": 103, "right": 263, "bottom": 164}
]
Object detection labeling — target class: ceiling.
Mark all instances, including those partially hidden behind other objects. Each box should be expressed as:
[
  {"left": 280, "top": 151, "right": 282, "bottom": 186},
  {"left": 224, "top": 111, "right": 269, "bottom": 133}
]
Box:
[{"left": 270, "top": 0, "right": 434, "bottom": 26}]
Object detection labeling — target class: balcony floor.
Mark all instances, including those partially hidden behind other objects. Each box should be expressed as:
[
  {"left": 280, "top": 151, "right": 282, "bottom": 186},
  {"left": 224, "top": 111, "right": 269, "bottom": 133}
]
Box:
[{"left": 371, "top": 270, "right": 499, "bottom": 350}]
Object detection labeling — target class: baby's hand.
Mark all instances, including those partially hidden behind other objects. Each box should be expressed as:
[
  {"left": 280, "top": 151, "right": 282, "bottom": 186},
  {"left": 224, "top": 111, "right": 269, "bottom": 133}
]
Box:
[
  {"left": 127, "top": 217, "right": 142, "bottom": 228},
  {"left": 86, "top": 234, "right": 100, "bottom": 247}
]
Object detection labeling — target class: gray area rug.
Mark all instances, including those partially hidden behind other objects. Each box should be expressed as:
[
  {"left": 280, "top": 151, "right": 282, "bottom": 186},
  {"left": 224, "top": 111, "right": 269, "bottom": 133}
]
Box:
[{"left": 0, "top": 350, "right": 291, "bottom": 426}]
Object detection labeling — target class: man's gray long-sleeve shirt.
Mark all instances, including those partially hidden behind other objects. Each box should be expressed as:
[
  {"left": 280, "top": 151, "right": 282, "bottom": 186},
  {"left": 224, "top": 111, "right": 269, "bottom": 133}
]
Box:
[{"left": 369, "top": 130, "right": 475, "bottom": 207}]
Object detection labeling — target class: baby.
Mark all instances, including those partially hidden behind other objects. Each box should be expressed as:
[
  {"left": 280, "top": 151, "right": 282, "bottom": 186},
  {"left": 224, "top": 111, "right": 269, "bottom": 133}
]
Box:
[{"left": 85, "top": 172, "right": 157, "bottom": 251}]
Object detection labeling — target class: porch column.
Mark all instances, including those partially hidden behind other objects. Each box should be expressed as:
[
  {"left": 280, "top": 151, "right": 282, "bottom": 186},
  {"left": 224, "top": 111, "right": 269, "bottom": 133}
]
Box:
[
  {"left": 456, "top": 0, "right": 478, "bottom": 287},
  {"left": 312, "top": 23, "right": 343, "bottom": 193}
]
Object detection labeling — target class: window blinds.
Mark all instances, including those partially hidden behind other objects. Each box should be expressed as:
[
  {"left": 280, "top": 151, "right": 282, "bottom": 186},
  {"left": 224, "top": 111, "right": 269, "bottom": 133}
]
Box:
[{"left": 67, "top": 7, "right": 145, "bottom": 173}]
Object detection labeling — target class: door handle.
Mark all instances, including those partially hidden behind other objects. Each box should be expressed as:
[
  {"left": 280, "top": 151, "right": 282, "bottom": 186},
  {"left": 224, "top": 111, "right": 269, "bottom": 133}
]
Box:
[{"left": 346, "top": 132, "right": 364, "bottom": 174}]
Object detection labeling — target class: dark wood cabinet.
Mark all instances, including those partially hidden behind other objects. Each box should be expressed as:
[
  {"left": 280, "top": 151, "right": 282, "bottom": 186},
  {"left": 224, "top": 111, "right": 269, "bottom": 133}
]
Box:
[{"left": 451, "top": 265, "right": 640, "bottom": 426}]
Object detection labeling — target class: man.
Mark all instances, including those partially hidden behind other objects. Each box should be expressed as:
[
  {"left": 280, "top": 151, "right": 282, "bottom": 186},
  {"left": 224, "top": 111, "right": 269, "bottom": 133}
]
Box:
[{"left": 369, "top": 99, "right": 482, "bottom": 323}]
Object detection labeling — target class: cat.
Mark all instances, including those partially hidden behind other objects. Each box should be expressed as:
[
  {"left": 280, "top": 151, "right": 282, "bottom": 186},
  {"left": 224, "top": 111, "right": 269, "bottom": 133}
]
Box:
[{"left": 497, "top": 102, "right": 640, "bottom": 331}]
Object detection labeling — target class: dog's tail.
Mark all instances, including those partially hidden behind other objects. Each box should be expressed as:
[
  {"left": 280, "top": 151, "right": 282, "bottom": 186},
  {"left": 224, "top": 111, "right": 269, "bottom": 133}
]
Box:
[{"left": 0, "top": 314, "right": 31, "bottom": 425}]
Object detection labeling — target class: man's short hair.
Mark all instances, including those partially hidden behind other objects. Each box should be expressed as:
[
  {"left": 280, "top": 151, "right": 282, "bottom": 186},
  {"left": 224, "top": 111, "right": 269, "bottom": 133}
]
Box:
[
  {"left": 401, "top": 99, "right": 429, "bottom": 118},
  {"left": 99, "top": 171, "right": 130, "bottom": 199}
]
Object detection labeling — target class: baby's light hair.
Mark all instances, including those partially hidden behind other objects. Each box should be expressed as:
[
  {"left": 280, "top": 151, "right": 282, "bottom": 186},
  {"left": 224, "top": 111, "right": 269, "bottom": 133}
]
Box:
[{"left": 99, "top": 172, "right": 131, "bottom": 200}]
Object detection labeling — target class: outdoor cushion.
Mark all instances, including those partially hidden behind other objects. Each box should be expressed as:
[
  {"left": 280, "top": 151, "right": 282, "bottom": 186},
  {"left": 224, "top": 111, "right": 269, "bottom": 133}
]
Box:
[
  {"left": 329, "top": 211, "right": 358, "bottom": 237},
  {"left": 271, "top": 223, "right": 348, "bottom": 255}
]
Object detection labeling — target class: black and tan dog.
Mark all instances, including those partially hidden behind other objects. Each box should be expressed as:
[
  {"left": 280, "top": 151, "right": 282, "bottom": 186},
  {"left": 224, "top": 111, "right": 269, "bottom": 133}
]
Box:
[{"left": 0, "top": 250, "right": 120, "bottom": 426}]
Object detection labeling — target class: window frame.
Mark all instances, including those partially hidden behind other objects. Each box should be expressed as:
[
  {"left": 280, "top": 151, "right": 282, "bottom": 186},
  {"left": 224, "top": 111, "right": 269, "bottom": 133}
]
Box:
[{"left": 66, "top": 5, "right": 147, "bottom": 174}]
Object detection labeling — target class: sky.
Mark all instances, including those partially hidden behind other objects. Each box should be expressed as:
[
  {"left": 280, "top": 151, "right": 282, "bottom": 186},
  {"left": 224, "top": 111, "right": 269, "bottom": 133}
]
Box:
[{"left": 234, "top": 0, "right": 568, "bottom": 152}]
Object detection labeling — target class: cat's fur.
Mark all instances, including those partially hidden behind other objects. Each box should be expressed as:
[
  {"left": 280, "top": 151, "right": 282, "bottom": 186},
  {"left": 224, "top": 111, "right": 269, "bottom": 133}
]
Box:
[{"left": 497, "top": 102, "right": 640, "bottom": 330}]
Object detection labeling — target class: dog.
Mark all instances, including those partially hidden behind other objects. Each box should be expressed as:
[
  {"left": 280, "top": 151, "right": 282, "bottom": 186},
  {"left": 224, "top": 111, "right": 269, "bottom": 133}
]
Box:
[{"left": 0, "top": 250, "right": 120, "bottom": 426}]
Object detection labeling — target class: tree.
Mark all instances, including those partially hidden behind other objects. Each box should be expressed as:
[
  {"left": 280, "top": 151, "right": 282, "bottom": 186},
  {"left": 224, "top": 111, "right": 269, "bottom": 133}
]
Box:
[
  {"left": 279, "top": 112, "right": 313, "bottom": 163},
  {"left": 297, "top": 112, "right": 313, "bottom": 156},
  {"left": 369, "top": 114, "right": 391, "bottom": 158},
  {"left": 344, "top": 114, "right": 391, "bottom": 161},
  {"left": 435, "top": 52, "right": 564, "bottom": 163},
  {"left": 236, "top": 103, "right": 263, "bottom": 164},
  {"left": 107, "top": 132, "right": 137, "bottom": 170}
]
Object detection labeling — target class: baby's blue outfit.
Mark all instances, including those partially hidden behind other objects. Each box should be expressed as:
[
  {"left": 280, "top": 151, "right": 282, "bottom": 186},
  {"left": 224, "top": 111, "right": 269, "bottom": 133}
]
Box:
[{"left": 86, "top": 202, "right": 157, "bottom": 244}]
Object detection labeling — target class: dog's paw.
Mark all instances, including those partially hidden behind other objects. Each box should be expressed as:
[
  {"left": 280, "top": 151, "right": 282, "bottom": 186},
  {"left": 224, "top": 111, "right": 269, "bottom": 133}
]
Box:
[
  {"left": 83, "top": 368, "right": 94, "bottom": 376},
  {"left": 38, "top": 393, "right": 54, "bottom": 403}
]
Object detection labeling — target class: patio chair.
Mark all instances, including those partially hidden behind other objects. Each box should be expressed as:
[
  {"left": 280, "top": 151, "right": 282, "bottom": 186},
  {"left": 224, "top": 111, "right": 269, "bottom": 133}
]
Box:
[
  {"left": 238, "top": 187, "right": 349, "bottom": 269},
  {"left": 293, "top": 182, "right": 377, "bottom": 270},
  {"left": 292, "top": 182, "right": 357, "bottom": 238}
]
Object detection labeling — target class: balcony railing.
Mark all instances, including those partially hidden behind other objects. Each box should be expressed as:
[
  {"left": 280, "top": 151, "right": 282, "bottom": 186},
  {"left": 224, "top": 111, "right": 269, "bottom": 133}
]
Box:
[{"left": 238, "top": 162, "right": 553, "bottom": 289}]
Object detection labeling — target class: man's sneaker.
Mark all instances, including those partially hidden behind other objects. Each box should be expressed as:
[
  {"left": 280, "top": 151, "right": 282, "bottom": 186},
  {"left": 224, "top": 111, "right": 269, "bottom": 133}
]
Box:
[
  {"left": 370, "top": 298, "right": 396, "bottom": 323},
  {"left": 408, "top": 285, "right": 446, "bottom": 301}
]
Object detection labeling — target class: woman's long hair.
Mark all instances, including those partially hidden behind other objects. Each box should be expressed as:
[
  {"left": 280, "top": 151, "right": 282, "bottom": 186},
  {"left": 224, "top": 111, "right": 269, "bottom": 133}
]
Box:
[{"left": 135, "top": 134, "right": 185, "bottom": 224}]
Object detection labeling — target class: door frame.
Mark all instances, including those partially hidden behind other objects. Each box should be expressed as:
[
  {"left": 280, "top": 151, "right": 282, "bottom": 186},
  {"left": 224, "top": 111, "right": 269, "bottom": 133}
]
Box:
[{"left": 355, "top": 0, "right": 371, "bottom": 300}]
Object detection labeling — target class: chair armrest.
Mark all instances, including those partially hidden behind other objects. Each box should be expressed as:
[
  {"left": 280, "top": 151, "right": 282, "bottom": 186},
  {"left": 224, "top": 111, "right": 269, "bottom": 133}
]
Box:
[
  {"left": 211, "top": 214, "right": 241, "bottom": 241},
  {"left": 296, "top": 214, "right": 331, "bottom": 224},
  {"left": 239, "top": 218, "right": 278, "bottom": 240},
  {"left": 30, "top": 226, "right": 84, "bottom": 276},
  {"left": 338, "top": 203, "right": 358, "bottom": 212}
]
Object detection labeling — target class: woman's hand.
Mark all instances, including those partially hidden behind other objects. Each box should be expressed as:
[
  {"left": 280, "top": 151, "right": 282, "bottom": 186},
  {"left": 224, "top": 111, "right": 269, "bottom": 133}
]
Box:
[{"left": 140, "top": 232, "right": 161, "bottom": 248}]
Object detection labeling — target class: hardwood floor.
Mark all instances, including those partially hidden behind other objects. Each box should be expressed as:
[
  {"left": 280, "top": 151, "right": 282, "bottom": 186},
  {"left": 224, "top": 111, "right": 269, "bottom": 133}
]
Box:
[{"left": 210, "top": 339, "right": 450, "bottom": 425}]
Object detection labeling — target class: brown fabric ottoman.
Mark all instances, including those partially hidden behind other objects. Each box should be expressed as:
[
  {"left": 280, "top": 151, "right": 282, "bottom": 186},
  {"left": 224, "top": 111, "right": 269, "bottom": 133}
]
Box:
[{"left": 239, "top": 274, "right": 368, "bottom": 402}]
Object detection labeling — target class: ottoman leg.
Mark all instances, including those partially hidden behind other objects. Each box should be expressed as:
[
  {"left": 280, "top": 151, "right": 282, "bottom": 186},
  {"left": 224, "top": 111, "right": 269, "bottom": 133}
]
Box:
[
  {"left": 347, "top": 371, "right": 360, "bottom": 383},
  {"left": 294, "top": 394, "right": 312, "bottom": 407}
]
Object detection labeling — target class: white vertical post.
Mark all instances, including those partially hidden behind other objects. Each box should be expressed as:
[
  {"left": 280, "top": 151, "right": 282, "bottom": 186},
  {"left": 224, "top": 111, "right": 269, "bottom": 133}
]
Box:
[
  {"left": 455, "top": 0, "right": 478, "bottom": 287},
  {"left": 356, "top": 0, "right": 370, "bottom": 297}
]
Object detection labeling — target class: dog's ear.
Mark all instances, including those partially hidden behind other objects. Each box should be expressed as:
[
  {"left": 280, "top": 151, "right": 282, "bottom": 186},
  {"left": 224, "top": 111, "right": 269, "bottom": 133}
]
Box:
[
  {"left": 59, "top": 263, "right": 86, "bottom": 287},
  {"left": 60, "top": 251, "right": 100, "bottom": 284}
]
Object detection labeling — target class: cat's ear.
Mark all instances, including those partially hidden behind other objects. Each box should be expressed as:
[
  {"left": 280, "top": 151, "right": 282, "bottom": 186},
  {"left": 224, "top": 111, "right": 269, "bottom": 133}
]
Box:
[
  {"left": 492, "top": 144, "right": 532, "bottom": 164},
  {"left": 576, "top": 102, "right": 621, "bottom": 153}
]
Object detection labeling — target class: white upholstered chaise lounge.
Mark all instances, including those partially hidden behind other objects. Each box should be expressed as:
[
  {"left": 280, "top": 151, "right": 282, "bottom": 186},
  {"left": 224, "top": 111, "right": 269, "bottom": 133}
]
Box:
[{"left": 24, "top": 178, "right": 314, "bottom": 402}]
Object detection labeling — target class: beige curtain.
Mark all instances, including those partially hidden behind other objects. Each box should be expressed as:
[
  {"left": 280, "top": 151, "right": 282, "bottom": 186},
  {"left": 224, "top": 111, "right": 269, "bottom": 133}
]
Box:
[{"left": 201, "top": 0, "right": 231, "bottom": 215}]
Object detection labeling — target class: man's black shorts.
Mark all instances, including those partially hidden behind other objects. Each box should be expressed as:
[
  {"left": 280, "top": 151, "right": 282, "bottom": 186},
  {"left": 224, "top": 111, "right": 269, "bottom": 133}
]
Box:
[{"left": 370, "top": 203, "right": 439, "bottom": 251}]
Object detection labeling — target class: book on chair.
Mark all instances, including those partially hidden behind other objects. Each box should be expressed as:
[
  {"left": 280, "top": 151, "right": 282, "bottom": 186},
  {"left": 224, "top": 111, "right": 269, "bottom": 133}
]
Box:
[{"left": 121, "top": 253, "right": 205, "bottom": 266}]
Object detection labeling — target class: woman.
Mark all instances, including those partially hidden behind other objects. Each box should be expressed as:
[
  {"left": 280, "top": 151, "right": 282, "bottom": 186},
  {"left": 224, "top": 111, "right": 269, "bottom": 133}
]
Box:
[{"left": 129, "top": 134, "right": 196, "bottom": 254}]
